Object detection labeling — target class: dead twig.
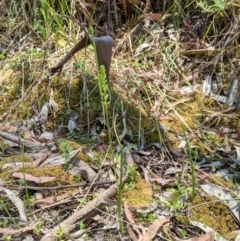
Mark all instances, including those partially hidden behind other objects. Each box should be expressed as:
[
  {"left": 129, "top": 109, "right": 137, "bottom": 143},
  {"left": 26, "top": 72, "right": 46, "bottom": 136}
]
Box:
[{"left": 40, "top": 176, "right": 127, "bottom": 241}]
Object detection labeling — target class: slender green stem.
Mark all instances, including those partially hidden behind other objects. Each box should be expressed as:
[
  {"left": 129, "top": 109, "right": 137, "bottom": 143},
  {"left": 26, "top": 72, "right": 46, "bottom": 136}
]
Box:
[
  {"left": 113, "top": 115, "right": 124, "bottom": 234},
  {"left": 0, "top": 201, "right": 19, "bottom": 228},
  {"left": 20, "top": 142, "right": 33, "bottom": 218},
  {"left": 182, "top": 124, "right": 196, "bottom": 199}
]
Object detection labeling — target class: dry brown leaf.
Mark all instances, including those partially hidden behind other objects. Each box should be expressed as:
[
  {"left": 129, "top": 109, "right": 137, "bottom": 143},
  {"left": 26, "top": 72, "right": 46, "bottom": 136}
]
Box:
[
  {"left": 33, "top": 153, "right": 47, "bottom": 166},
  {"left": 0, "top": 123, "right": 18, "bottom": 132},
  {"left": 0, "top": 223, "right": 37, "bottom": 234},
  {"left": 124, "top": 201, "right": 136, "bottom": 224},
  {"left": 139, "top": 13, "right": 162, "bottom": 21},
  {"left": 127, "top": 223, "right": 139, "bottom": 241},
  {"left": 12, "top": 172, "right": 55, "bottom": 184},
  {"left": 34, "top": 189, "right": 80, "bottom": 205},
  {"left": 142, "top": 218, "right": 169, "bottom": 241},
  {"left": 166, "top": 141, "right": 183, "bottom": 157},
  {"left": 124, "top": 201, "right": 143, "bottom": 241},
  {"left": 24, "top": 129, "right": 33, "bottom": 139}
]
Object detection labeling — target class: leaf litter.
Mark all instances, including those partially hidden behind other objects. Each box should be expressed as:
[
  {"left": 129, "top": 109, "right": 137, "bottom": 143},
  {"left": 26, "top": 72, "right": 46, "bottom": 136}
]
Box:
[{"left": 0, "top": 1, "right": 240, "bottom": 241}]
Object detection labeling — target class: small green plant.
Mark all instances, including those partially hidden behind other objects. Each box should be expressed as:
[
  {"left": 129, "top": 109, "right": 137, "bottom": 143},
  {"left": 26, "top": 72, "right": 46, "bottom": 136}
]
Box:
[
  {"left": 197, "top": 0, "right": 228, "bottom": 14},
  {"left": 54, "top": 227, "right": 65, "bottom": 241},
  {"left": 211, "top": 166, "right": 216, "bottom": 172},
  {"left": 77, "top": 197, "right": 89, "bottom": 205},
  {"left": 139, "top": 212, "right": 148, "bottom": 221},
  {"left": 163, "top": 181, "right": 191, "bottom": 214},
  {"left": 181, "top": 229, "right": 187, "bottom": 238},
  {"left": 28, "top": 195, "right": 36, "bottom": 204},
  {"left": 33, "top": 219, "right": 44, "bottom": 235},
  {"left": 20, "top": 179, "right": 27, "bottom": 186},
  {"left": 148, "top": 214, "right": 156, "bottom": 222},
  {"left": 74, "top": 61, "right": 87, "bottom": 72},
  {"left": 139, "top": 212, "right": 156, "bottom": 223},
  {"left": 0, "top": 219, "right": 9, "bottom": 228},
  {"left": 108, "top": 206, "right": 115, "bottom": 212},
  {"left": 79, "top": 220, "right": 85, "bottom": 230},
  {"left": 59, "top": 140, "right": 73, "bottom": 171},
  {"left": 124, "top": 164, "right": 139, "bottom": 191},
  {"left": 75, "top": 174, "right": 81, "bottom": 182},
  {"left": 37, "top": 0, "right": 66, "bottom": 40},
  {"left": 4, "top": 233, "right": 11, "bottom": 241}
]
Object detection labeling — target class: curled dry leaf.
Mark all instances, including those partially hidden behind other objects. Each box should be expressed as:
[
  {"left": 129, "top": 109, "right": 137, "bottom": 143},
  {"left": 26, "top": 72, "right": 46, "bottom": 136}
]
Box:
[
  {"left": 34, "top": 189, "right": 80, "bottom": 205},
  {"left": 124, "top": 201, "right": 144, "bottom": 241},
  {"left": 49, "top": 89, "right": 59, "bottom": 111},
  {"left": 0, "top": 223, "right": 37, "bottom": 234},
  {"left": 138, "top": 13, "right": 162, "bottom": 21},
  {"left": 33, "top": 153, "right": 48, "bottom": 166},
  {"left": 142, "top": 218, "right": 169, "bottom": 241}
]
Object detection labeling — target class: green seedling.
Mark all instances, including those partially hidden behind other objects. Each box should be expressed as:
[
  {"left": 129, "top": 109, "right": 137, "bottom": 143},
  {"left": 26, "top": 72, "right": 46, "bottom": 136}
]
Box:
[
  {"left": 4, "top": 233, "right": 11, "bottom": 241},
  {"left": 59, "top": 140, "right": 73, "bottom": 171},
  {"left": 79, "top": 220, "right": 85, "bottom": 230},
  {"left": 139, "top": 212, "right": 156, "bottom": 223},
  {"left": 197, "top": 0, "right": 228, "bottom": 14},
  {"left": 139, "top": 212, "right": 148, "bottom": 221},
  {"left": 34, "top": 219, "right": 44, "bottom": 235},
  {"left": 181, "top": 229, "right": 187, "bottom": 238},
  {"left": 124, "top": 164, "right": 139, "bottom": 191},
  {"left": 0, "top": 219, "right": 9, "bottom": 228},
  {"left": 165, "top": 181, "right": 191, "bottom": 214},
  {"left": 75, "top": 174, "right": 81, "bottom": 182},
  {"left": 54, "top": 227, "right": 65, "bottom": 240}
]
